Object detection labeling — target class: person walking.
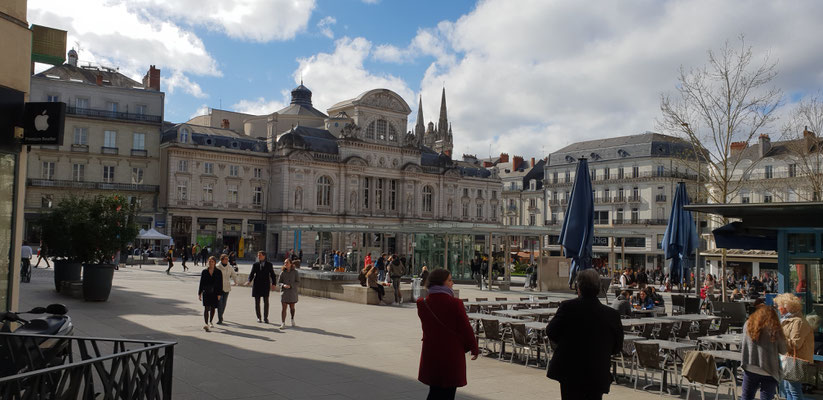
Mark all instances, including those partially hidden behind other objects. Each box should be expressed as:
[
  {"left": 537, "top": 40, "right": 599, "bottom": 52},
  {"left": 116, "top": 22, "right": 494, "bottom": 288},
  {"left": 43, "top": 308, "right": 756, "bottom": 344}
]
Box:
[
  {"left": 246, "top": 251, "right": 276, "bottom": 323},
  {"left": 775, "top": 293, "right": 814, "bottom": 400},
  {"left": 740, "top": 304, "right": 788, "bottom": 400},
  {"left": 420, "top": 265, "right": 430, "bottom": 288},
  {"left": 364, "top": 264, "right": 385, "bottom": 304},
  {"left": 192, "top": 243, "right": 200, "bottom": 266},
  {"left": 524, "top": 263, "right": 534, "bottom": 290},
  {"left": 547, "top": 268, "right": 623, "bottom": 400},
  {"left": 389, "top": 254, "right": 406, "bottom": 304},
  {"left": 199, "top": 245, "right": 209, "bottom": 266},
  {"left": 165, "top": 245, "right": 175, "bottom": 274},
  {"left": 181, "top": 245, "right": 190, "bottom": 272},
  {"left": 364, "top": 252, "right": 372, "bottom": 270},
  {"left": 228, "top": 251, "right": 237, "bottom": 269},
  {"left": 33, "top": 241, "right": 51, "bottom": 268},
  {"left": 279, "top": 259, "right": 300, "bottom": 329},
  {"left": 416, "top": 268, "right": 478, "bottom": 400},
  {"left": 198, "top": 256, "right": 223, "bottom": 332},
  {"left": 376, "top": 253, "right": 387, "bottom": 283},
  {"left": 215, "top": 254, "right": 238, "bottom": 325},
  {"left": 20, "top": 242, "right": 33, "bottom": 282}
]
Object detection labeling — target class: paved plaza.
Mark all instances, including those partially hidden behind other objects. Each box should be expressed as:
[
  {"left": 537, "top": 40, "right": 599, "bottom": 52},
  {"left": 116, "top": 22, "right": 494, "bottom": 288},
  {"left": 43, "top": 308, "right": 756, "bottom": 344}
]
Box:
[{"left": 17, "top": 264, "right": 763, "bottom": 399}]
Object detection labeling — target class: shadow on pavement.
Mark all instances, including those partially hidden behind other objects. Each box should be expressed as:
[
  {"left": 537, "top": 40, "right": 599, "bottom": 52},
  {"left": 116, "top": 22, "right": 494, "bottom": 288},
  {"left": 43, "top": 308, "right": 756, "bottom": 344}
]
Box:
[{"left": 17, "top": 270, "right": 488, "bottom": 400}]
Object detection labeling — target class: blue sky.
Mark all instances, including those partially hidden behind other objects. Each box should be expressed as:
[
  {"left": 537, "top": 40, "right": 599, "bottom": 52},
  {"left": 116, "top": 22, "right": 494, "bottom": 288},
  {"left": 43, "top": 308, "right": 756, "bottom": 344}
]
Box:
[{"left": 28, "top": 0, "right": 823, "bottom": 158}]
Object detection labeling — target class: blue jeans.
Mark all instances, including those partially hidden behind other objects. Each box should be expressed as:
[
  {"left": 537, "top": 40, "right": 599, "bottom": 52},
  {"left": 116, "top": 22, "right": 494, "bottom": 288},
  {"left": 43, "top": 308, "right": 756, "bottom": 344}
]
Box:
[
  {"left": 217, "top": 291, "right": 229, "bottom": 322},
  {"left": 741, "top": 370, "right": 778, "bottom": 400},
  {"left": 378, "top": 269, "right": 386, "bottom": 282},
  {"left": 781, "top": 379, "right": 805, "bottom": 400}
]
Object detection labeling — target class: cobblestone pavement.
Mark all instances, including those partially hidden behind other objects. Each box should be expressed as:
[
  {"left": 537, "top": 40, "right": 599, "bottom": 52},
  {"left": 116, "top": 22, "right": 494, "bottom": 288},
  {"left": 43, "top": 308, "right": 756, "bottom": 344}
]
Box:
[{"left": 15, "top": 263, "right": 799, "bottom": 399}]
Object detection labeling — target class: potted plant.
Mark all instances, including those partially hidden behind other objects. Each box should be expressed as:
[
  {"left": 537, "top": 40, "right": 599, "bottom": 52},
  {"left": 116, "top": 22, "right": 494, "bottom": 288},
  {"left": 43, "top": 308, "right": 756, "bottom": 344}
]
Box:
[
  {"left": 73, "top": 195, "right": 139, "bottom": 301},
  {"left": 38, "top": 197, "right": 85, "bottom": 292}
]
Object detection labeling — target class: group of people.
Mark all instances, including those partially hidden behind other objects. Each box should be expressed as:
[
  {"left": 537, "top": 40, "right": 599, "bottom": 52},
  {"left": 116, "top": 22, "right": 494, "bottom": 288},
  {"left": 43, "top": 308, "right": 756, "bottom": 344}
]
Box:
[
  {"left": 167, "top": 244, "right": 236, "bottom": 275},
  {"left": 197, "top": 251, "right": 300, "bottom": 331},
  {"left": 610, "top": 286, "right": 665, "bottom": 315},
  {"left": 360, "top": 252, "right": 408, "bottom": 304}
]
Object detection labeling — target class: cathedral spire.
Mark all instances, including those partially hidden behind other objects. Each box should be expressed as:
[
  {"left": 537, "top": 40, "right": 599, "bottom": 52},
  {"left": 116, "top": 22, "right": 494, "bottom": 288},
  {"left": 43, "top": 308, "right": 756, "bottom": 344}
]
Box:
[
  {"left": 415, "top": 94, "right": 425, "bottom": 137},
  {"left": 438, "top": 87, "right": 448, "bottom": 138}
]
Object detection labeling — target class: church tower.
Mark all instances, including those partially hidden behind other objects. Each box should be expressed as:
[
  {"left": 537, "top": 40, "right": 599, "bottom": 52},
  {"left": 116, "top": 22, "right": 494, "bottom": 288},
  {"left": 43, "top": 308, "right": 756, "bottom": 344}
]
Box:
[
  {"left": 415, "top": 95, "right": 425, "bottom": 146},
  {"left": 433, "top": 87, "right": 454, "bottom": 156}
]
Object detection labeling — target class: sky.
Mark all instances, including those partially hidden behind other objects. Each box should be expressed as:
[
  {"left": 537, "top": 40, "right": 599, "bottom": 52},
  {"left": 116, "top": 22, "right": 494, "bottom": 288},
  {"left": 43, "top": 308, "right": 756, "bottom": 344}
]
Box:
[{"left": 27, "top": 0, "right": 823, "bottom": 159}]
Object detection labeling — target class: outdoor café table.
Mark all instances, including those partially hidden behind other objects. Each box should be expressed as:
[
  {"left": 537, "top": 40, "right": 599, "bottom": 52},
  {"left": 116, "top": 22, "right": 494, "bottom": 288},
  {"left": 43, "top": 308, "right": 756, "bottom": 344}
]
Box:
[
  {"left": 621, "top": 318, "right": 670, "bottom": 327},
  {"left": 701, "top": 349, "right": 742, "bottom": 363},
  {"left": 466, "top": 313, "right": 519, "bottom": 323},
  {"left": 631, "top": 307, "right": 666, "bottom": 317},
  {"left": 491, "top": 309, "right": 538, "bottom": 320},
  {"left": 660, "top": 314, "right": 720, "bottom": 322},
  {"left": 697, "top": 333, "right": 743, "bottom": 350}
]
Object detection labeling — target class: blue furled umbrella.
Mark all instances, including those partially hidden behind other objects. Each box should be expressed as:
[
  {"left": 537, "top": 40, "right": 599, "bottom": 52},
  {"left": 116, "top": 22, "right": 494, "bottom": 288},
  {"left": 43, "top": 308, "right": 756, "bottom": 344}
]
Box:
[
  {"left": 662, "top": 182, "right": 699, "bottom": 288},
  {"left": 559, "top": 158, "right": 594, "bottom": 288}
]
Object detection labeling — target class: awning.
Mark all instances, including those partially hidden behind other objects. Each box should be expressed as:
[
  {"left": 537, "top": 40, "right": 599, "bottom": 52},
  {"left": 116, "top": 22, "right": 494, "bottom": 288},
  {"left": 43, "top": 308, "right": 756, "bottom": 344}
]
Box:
[
  {"left": 685, "top": 202, "right": 823, "bottom": 229},
  {"left": 712, "top": 222, "right": 777, "bottom": 251},
  {"left": 136, "top": 228, "right": 172, "bottom": 241}
]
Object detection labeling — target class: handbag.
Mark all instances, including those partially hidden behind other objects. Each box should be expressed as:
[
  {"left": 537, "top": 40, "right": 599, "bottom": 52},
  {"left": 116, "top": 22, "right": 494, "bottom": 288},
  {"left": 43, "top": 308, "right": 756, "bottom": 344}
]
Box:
[
  {"left": 781, "top": 348, "right": 812, "bottom": 383},
  {"left": 423, "top": 298, "right": 472, "bottom": 353}
]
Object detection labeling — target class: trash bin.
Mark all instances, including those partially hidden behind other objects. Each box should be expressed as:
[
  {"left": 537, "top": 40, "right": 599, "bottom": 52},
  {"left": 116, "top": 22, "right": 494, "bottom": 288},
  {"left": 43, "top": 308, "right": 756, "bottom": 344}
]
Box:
[{"left": 412, "top": 277, "right": 422, "bottom": 300}]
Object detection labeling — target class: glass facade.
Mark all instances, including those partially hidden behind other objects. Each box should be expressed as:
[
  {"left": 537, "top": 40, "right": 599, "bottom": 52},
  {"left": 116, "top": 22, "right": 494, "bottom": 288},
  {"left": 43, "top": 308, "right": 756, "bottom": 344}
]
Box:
[
  {"left": 0, "top": 152, "right": 17, "bottom": 310},
  {"left": 413, "top": 234, "right": 479, "bottom": 280},
  {"left": 780, "top": 230, "right": 823, "bottom": 316}
]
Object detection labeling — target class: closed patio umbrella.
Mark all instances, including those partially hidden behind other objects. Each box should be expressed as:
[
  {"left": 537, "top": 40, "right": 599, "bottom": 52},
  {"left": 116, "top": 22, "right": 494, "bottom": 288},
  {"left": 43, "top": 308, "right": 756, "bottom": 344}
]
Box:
[
  {"left": 662, "top": 182, "right": 698, "bottom": 290},
  {"left": 559, "top": 158, "right": 594, "bottom": 288}
]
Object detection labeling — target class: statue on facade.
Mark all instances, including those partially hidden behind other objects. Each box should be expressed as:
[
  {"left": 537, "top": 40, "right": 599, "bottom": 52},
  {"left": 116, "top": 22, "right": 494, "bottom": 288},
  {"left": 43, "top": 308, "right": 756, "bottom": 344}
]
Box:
[
  {"left": 349, "top": 191, "right": 357, "bottom": 210},
  {"left": 294, "top": 187, "right": 303, "bottom": 209},
  {"left": 406, "top": 194, "right": 413, "bottom": 213},
  {"left": 403, "top": 131, "right": 418, "bottom": 147},
  {"left": 340, "top": 122, "right": 361, "bottom": 139}
]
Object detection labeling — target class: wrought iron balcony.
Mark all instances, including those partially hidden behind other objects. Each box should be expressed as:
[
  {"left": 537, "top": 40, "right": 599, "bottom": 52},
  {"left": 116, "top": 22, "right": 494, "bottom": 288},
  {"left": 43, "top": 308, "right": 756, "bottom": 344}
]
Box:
[
  {"left": 67, "top": 106, "right": 162, "bottom": 124},
  {"left": 27, "top": 178, "right": 159, "bottom": 193},
  {"left": 612, "top": 218, "right": 668, "bottom": 226},
  {"left": 131, "top": 149, "right": 148, "bottom": 157},
  {"left": 655, "top": 194, "right": 667, "bottom": 202},
  {"left": 627, "top": 195, "right": 642, "bottom": 203},
  {"left": 101, "top": 146, "right": 118, "bottom": 155},
  {"left": 70, "top": 144, "right": 88, "bottom": 153}
]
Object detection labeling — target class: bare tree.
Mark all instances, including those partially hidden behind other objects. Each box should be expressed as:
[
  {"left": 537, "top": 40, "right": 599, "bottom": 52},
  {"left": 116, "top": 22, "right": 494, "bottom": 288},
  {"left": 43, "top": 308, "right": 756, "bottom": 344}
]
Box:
[
  {"left": 779, "top": 93, "right": 823, "bottom": 201},
  {"left": 659, "top": 37, "right": 782, "bottom": 300}
]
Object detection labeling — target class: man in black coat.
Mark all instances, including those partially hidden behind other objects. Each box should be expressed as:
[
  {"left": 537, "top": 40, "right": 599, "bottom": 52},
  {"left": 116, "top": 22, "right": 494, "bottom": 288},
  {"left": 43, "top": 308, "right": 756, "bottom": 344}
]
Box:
[{"left": 547, "top": 268, "right": 623, "bottom": 400}]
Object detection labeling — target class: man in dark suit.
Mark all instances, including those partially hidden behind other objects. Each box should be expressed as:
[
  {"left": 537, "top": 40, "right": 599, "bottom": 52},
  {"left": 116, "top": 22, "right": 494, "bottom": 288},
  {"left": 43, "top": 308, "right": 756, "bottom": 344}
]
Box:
[{"left": 547, "top": 268, "right": 623, "bottom": 400}]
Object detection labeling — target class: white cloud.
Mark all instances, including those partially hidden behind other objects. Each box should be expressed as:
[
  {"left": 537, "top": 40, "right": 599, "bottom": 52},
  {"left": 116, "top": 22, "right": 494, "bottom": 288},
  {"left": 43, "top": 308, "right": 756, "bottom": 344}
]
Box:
[
  {"left": 317, "top": 16, "right": 336, "bottom": 39},
  {"left": 295, "top": 36, "right": 415, "bottom": 114},
  {"left": 29, "top": 0, "right": 220, "bottom": 99},
  {"left": 397, "top": 0, "right": 823, "bottom": 158},
  {"left": 127, "top": 0, "right": 316, "bottom": 42},
  {"left": 232, "top": 97, "right": 287, "bottom": 115},
  {"left": 362, "top": 0, "right": 380, "bottom": 4},
  {"left": 190, "top": 104, "right": 210, "bottom": 119}
]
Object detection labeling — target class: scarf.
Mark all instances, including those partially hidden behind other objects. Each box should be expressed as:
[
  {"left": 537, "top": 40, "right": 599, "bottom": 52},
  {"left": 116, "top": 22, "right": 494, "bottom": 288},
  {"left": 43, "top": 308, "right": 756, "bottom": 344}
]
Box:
[{"left": 428, "top": 285, "right": 454, "bottom": 297}]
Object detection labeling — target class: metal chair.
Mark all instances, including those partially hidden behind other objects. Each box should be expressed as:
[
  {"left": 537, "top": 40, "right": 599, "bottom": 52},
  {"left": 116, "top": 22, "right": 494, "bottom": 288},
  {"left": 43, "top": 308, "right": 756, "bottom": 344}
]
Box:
[
  {"left": 509, "top": 323, "right": 538, "bottom": 367},
  {"left": 684, "top": 297, "right": 701, "bottom": 314},
  {"left": 671, "top": 295, "right": 686, "bottom": 315},
  {"left": 674, "top": 321, "right": 693, "bottom": 341},
  {"left": 682, "top": 351, "right": 738, "bottom": 400},
  {"left": 480, "top": 319, "right": 505, "bottom": 359},
  {"left": 688, "top": 320, "right": 711, "bottom": 340},
  {"left": 708, "top": 318, "right": 730, "bottom": 336},
  {"left": 655, "top": 322, "right": 675, "bottom": 341},
  {"left": 633, "top": 342, "right": 677, "bottom": 395},
  {"left": 639, "top": 323, "right": 656, "bottom": 339}
]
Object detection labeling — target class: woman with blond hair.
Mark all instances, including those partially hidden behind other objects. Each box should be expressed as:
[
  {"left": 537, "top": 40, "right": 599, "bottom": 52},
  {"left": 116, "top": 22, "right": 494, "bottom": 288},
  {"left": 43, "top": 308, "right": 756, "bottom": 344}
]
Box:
[
  {"left": 774, "top": 293, "right": 814, "bottom": 400},
  {"left": 740, "top": 304, "right": 787, "bottom": 400}
]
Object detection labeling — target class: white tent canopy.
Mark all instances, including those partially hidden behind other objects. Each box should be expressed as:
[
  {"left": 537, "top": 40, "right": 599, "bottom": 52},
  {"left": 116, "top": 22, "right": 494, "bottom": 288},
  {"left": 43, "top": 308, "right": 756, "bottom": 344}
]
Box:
[{"left": 136, "top": 228, "right": 172, "bottom": 241}]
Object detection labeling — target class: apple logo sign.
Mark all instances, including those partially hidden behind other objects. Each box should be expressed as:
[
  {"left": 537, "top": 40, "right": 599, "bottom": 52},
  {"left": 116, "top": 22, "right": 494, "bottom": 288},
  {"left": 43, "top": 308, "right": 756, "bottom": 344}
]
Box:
[{"left": 34, "top": 110, "right": 49, "bottom": 132}]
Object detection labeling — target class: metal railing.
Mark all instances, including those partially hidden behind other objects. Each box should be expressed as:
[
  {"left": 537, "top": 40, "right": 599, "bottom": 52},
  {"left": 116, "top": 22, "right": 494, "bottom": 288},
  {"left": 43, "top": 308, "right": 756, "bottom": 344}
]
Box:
[
  {"left": 627, "top": 195, "right": 642, "bottom": 203},
  {"left": 131, "top": 149, "right": 148, "bottom": 157},
  {"left": 655, "top": 194, "right": 667, "bottom": 202},
  {"left": 612, "top": 218, "right": 668, "bottom": 225},
  {"left": 101, "top": 146, "right": 119, "bottom": 155},
  {"left": 70, "top": 144, "right": 88, "bottom": 153},
  {"left": 67, "top": 106, "right": 162, "bottom": 124},
  {"left": 545, "top": 170, "right": 699, "bottom": 185},
  {"left": 0, "top": 332, "right": 175, "bottom": 400},
  {"left": 27, "top": 178, "right": 159, "bottom": 193}
]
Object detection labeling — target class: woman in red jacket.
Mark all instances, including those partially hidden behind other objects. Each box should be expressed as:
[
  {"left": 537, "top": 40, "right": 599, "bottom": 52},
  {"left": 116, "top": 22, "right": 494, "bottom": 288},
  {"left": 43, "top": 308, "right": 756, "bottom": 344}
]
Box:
[{"left": 417, "top": 268, "right": 479, "bottom": 399}]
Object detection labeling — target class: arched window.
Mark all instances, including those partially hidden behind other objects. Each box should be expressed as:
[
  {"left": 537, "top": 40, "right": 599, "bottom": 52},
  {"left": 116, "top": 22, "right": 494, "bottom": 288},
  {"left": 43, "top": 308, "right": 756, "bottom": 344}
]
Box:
[
  {"left": 365, "top": 122, "right": 375, "bottom": 139},
  {"left": 388, "top": 123, "right": 397, "bottom": 141},
  {"left": 316, "top": 176, "right": 332, "bottom": 207},
  {"left": 422, "top": 186, "right": 433, "bottom": 213},
  {"left": 376, "top": 119, "right": 387, "bottom": 140}
]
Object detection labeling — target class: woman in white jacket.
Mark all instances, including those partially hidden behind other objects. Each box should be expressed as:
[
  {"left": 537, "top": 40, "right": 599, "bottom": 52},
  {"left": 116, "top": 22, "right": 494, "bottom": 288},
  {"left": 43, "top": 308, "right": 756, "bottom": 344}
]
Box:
[{"left": 215, "top": 254, "right": 238, "bottom": 324}]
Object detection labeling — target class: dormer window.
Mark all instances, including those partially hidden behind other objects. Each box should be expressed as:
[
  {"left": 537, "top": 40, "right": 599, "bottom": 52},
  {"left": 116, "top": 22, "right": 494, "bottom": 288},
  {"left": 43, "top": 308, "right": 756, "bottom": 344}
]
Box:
[{"left": 180, "top": 127, "right": 189, "bottom": 143}]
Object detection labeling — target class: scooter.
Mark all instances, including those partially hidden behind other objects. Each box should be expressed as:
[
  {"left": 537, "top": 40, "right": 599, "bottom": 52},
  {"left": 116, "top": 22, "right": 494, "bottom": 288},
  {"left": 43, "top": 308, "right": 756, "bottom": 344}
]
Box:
[{"left": 0, "top": 304, "right": 73, "bottom": 377}]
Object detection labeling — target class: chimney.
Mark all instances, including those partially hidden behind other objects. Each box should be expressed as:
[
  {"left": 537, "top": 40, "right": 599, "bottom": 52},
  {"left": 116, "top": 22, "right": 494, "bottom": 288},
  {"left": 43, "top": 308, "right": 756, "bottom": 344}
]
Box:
[
  {"left": 221, "top": 119, "right": 230, "bottom": 129},
  {"left": 804, "top": 126, "right": 815, "bottom": 139},
  {"left": 67, "top": 49, "right": 78, "bottom": 67},
  {"left": 759, "top": 134, "right": 771, "bottom": 157},
  {"left": 483, "top": 161, "right": 493, "bottom": 167},
  {"left": 499, "top": 153, "right": 509, "bottom": 163},
  {"left": 142, "top": 65, "right": 161, "bottom": 91},
  {"left": 530, "top": 157, "right": 535, "bottom": 168},
  {"left": 444, "top": 149, "right": 452, "bottom": 158},
  {"left": 730, "top": 141, "right": 747, "bottom": 153},
  {"left": 513, "top": 155, "right": 524, "bottom": 170},
  {"left": 96, "top": 73, "right": 103, "bottom": 86}
]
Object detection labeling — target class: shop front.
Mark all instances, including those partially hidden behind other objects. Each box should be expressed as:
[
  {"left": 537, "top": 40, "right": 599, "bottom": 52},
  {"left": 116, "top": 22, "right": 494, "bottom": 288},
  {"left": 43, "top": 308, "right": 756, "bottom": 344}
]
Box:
[
  {"left": 245, "top": 220, "right": 266, "bottom": 259},
  {"left": 171, "top": 216, "right": 191, "bottom": 250},
  {"left": 222, "top": 219, "right": 242, "bottom": 253},
  {"left": 413, "top": 233, "right": 475, "bottom": 280},
  {"left": 195, "top": 218, "right": 217, "bottom": 251}
]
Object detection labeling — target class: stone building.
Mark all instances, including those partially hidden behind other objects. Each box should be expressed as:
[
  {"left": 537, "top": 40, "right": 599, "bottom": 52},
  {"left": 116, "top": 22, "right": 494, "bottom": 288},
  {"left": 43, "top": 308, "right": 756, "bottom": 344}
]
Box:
[
  {"left": 542, "top": 132, "right": 703, "bottom": 271},
  {"left": 25, "top": 51, "right": 164, "bottom": 237},
  {"left": 166, "top": 84, "right": 502, "bottom": 276}
]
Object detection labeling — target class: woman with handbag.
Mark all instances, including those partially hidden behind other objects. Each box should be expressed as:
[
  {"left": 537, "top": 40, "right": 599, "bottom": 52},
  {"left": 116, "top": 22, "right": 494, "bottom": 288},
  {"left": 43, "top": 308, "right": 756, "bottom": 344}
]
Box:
[
  {"left": 740, "top": 304, "right": 787, "bottom": 400},
  {"left": 416, "top": 269, "right": 478, "bottom": 400},
  {"left": 775, "top": 293, "right": 814, "bottom": 399},
  {"left": 198, "top": 256, "right": 223, "bottom": 332}
]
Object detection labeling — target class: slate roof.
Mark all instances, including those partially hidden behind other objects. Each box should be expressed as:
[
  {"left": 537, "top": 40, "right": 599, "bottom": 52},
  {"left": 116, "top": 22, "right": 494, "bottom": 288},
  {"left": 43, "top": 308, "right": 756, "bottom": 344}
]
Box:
[
  {"left": 275, "top": 103, "right": 328, "bottom": 118},
  {"left": 735, "top": 137, "right": 822, "bottom": 162},
  {"left": 35, "top": 64, "right": 145, "bottom": 90},
  {"left": 276, "top": 126, "right": 339, "bottom": 154},
  {"left": 161, "top": 123, "right": 268, "bottom": 153},
  {"left": 522, "top": 159, "right": 546, "bottom": 189},
  {"left": 548, "top": 132, "right": 695, "bottom": 166}
]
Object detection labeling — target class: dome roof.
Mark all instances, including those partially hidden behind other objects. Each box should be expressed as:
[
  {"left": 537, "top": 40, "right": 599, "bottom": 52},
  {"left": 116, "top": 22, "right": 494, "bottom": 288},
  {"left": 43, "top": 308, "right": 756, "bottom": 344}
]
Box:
[{"left": 290, "top": 82, "right": 312, "bottom": 107}]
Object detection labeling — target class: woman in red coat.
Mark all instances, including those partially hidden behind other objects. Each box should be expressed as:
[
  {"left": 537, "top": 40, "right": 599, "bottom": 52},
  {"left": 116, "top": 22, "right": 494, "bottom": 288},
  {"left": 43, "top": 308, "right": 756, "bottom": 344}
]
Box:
[{"left": 417, "top": 269, "right": 479, "bottom": 399}]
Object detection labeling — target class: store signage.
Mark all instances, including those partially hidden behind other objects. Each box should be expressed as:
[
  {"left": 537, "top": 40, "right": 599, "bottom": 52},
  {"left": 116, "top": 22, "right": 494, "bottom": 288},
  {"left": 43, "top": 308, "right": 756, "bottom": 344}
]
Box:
[{"left": 22, "top": 102, "right": 65, "bottom": 145}]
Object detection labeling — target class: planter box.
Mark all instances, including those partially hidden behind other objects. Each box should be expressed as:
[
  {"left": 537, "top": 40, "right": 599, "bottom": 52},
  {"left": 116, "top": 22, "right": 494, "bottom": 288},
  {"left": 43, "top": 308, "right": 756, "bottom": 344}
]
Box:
[
  {"left": 53, "top": 261, "right": 82, "bottom": 293},
  {"left": 83, "top": 264, "right": 115, "bottom": 301}
]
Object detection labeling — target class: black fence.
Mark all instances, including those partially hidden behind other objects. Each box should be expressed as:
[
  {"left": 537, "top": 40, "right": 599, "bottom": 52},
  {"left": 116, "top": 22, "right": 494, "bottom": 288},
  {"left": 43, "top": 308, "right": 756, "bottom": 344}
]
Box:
[{"left": 0, "top": 333, "right": 175, "bottom": 400}]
